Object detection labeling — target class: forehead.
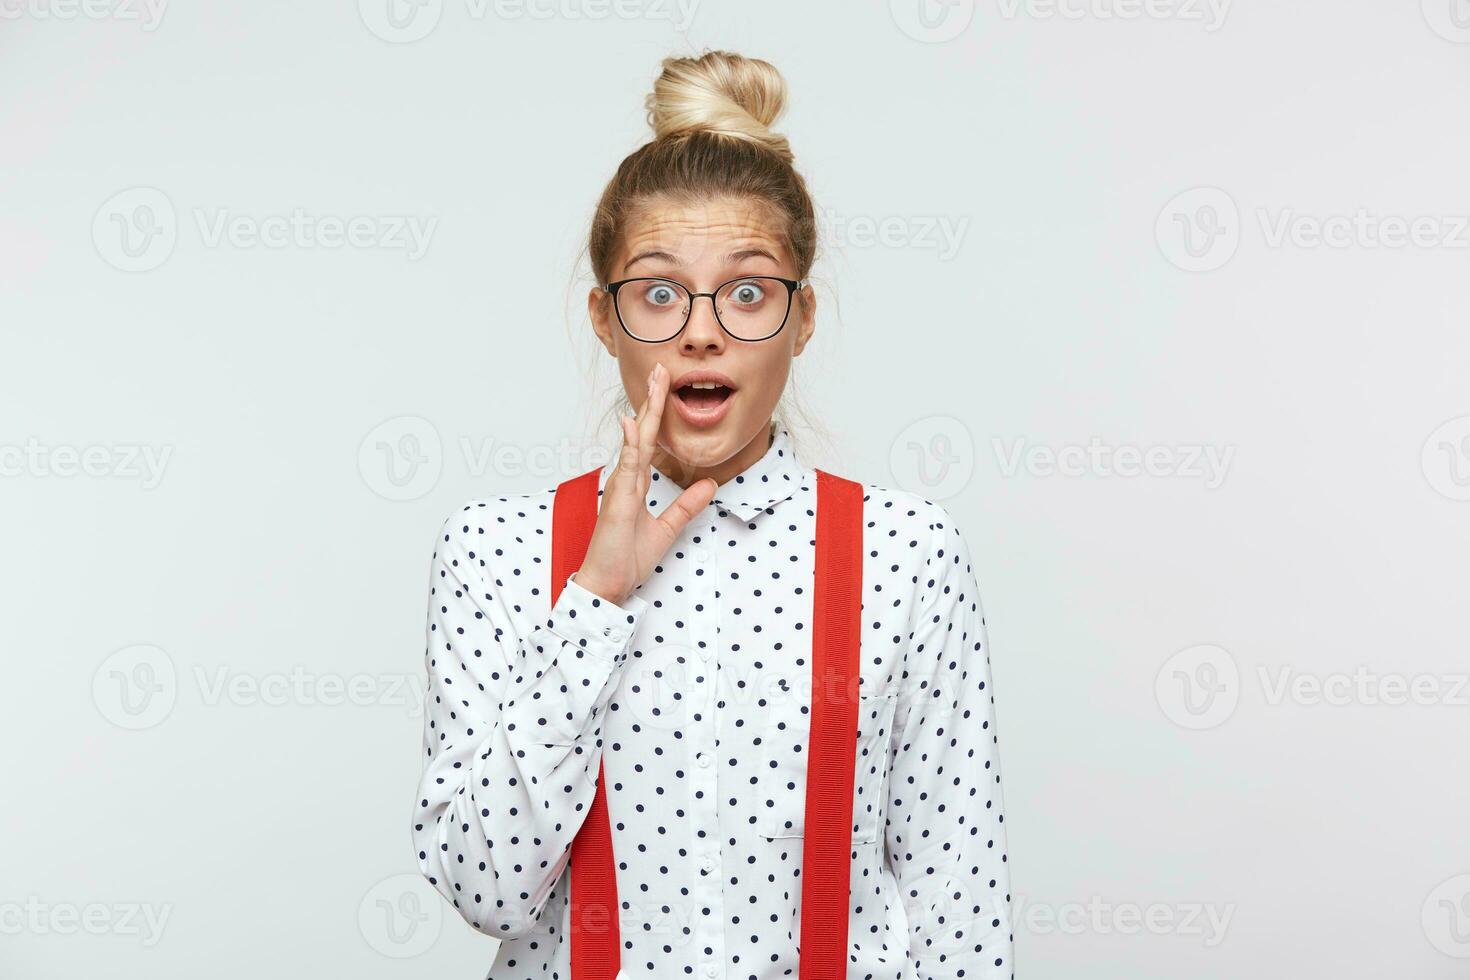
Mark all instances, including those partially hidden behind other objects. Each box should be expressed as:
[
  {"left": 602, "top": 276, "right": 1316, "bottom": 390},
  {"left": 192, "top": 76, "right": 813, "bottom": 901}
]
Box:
[{"left": 618, "top": 195, "right": 790, "bottom": 269}]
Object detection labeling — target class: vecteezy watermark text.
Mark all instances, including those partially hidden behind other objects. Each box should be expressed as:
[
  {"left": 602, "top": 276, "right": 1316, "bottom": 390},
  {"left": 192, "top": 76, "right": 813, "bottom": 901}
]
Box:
[
  {"left": 890, "top": 0, "right": 1229, "bottom": 43},
  {"left": 819, "top": 207, "right": 971, "bottom": 261},
  {"left": 0, "top": 898, "right": 172, "bottom": 946},
  {"left": 1013, "top": 893, "right": 1234, "bottom": 946},
  {"left": 992, "top": 437, "right": 1235, "bottom": 488},
  {"left": 358, "top": 0, "right": 700, "bottom": 43},
  {"left": 0, "top": 0, "right": 166, "bottom": 28},
  {"left": 0, "top": 439, "right": 171, "bottom": 489},
  {"left": 993, "top": 0, "right": 1229, "bottom": 30}
]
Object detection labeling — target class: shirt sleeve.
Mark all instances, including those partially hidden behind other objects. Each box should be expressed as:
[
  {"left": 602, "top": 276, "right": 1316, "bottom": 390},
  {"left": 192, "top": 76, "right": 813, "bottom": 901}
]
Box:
[
  {"left": 884, "top": 501, "right": 1013, "bottom": 979},
  {"left": 412, "top": 508, "right": 649, "bottom": 939}
]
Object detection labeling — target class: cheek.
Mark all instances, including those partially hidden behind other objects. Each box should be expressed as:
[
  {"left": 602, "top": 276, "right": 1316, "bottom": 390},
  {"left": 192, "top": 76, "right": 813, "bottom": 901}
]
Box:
[
  {"left": 741, "top": 356, "right": 792, "bottom": 404},
  {"left": 619, "top": 355, "right": 655, "bottom": 398}
]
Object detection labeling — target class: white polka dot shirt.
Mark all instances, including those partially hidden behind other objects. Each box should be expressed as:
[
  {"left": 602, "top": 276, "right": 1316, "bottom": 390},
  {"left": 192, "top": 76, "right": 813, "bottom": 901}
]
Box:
[{"left": 413, "top": 424, "right": 1012, "bottom": 979}]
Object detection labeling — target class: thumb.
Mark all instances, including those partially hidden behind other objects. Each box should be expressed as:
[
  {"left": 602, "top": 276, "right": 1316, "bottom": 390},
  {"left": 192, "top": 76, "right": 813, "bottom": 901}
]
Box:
[
  {"left": 656, "top": 478, "right": 718, "bottom": 537},
  {"left": 686, "top": 477, "right": 718, "bottom": 510}
]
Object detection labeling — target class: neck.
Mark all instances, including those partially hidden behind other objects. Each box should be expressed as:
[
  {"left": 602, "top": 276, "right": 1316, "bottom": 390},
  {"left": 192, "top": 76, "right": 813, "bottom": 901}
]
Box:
[{"left": 651, "top": 420, "right": 775, "bottom": 491}]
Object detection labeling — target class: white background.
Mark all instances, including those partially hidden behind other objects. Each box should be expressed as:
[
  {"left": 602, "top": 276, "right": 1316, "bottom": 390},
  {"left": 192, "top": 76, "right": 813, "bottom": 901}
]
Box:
[{"left": 3, "top": 1, "right": 1469, "bottom": 977}]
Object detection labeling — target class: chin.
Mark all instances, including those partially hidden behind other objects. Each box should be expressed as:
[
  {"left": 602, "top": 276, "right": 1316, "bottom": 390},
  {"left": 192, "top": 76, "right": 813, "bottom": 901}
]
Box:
[{"left": 660, "top": 420, "right": 745, "bottom": 467}]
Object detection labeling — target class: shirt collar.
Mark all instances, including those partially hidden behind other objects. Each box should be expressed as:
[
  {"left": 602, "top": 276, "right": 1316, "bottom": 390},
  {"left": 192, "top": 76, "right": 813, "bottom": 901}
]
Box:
[{"left": 599, "top": 422, "right": 813, "bottom": 524}]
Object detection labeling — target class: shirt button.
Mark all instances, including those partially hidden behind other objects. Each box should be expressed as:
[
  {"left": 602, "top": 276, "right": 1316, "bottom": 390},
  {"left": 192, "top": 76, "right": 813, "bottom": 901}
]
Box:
[
  {"left": 704, "top": 964, "right": 718, "bottom": 978},
  {"left": 693, "top": 549, "right": 708, "bottom": 564},
  {"left": 697, "top": 752, "right": 711, "bottom": 767},
  {"left": 700, "top": 857, "right": 714, "bottom": 874},
  {"left": 602, "top": 627, "right": 623, "bottom": 643}
]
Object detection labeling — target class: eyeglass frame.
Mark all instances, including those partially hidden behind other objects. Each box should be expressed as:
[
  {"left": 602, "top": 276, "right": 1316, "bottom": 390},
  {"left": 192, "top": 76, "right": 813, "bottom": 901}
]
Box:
[{"left": 601, "top": 274, "right": 810, "bottom": 344}]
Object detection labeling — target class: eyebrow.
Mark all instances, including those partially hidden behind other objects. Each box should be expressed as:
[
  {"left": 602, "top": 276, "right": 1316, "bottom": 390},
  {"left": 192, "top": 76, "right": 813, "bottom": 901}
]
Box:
[{"left": 623, "top": 246, "right": 780, "bottom": 275}]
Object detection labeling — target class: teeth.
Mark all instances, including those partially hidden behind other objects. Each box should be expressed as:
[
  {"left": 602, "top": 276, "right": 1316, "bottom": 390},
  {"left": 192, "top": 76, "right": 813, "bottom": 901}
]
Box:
[{"left": 684, "top": 381, "right": 728, "bottom": 390}]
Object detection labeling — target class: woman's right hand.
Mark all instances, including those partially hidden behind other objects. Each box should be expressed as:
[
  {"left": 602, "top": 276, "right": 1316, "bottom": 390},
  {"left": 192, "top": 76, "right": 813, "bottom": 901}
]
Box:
[{"left": 572, "top": 362, "right": 718, "bottom": 607}]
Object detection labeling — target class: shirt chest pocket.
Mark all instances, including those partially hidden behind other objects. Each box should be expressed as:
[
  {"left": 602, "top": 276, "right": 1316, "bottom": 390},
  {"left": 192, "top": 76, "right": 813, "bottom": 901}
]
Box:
[{"left": 755, "top": 689, "right": 898, "bottom": 844}]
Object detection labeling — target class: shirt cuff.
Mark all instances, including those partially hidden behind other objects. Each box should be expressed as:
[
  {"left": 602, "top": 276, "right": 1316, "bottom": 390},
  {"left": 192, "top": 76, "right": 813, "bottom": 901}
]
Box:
[{"left": 547, "top": 573, "right": 648, "bottom": 661}]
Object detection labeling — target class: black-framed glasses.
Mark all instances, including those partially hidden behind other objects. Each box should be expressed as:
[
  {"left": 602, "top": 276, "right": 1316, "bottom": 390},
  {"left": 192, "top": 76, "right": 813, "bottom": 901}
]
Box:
[{"left": 602, "top": 275, "right": 808, "bottom": 343}]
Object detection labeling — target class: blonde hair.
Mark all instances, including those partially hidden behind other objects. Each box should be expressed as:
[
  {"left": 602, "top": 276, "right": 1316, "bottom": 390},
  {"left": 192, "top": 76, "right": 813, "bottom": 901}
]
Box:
[{"left": 588, "top": 49, "right": 817, "bottom": 286}]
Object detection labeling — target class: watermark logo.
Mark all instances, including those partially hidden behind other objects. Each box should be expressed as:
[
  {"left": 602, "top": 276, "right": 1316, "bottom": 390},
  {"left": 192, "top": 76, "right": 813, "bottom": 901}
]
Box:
[
  {"left": 93, "top": 187, "right": 177, "bottom": 273},
  {"left": 1422, "top": 415, "right": 1470, "bottom": 501},
  {"left": 1422, "top": 874, "right": 1470, "bottom": 957},
  {"left": 93, "top": 644, "right": 178, "bottom": 730},
  {"left": 1155, "top": 643, "right": 1238, "bottom": 730},
  {"left": 890, "top": 0, "right": 975, "bottom": 42},
  {"left": 360, "top": 0, "right": 698, "bottom": 42},
  {"left": 890, "top": 416, "right": 976, "bottom": 502},
  {"left": 619, "top": 649, "right": 697, "bottom": 735},
  {"left": 907, "top": 869, "right": 979, "bottom": 953},
  {"left": 359, "top": 873, "right": 443, "bottom": 957},
  {"left": 1156, "top": 187, "right": 1239, "bottom": 272},
  {"left": 359, "top": 416, "right": 443, "bottom": 502},
  {"left": 1422, "top": 0, "right": 1470, "bottom": 43},
  {"left": 359, "top": 0, "right": 443, "bottom": 42}
]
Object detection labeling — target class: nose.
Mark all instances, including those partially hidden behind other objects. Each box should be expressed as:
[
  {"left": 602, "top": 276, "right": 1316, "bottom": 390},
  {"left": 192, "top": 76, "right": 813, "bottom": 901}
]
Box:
[{"left": 680, "top": 292, "right": 726, "bottom": 352}]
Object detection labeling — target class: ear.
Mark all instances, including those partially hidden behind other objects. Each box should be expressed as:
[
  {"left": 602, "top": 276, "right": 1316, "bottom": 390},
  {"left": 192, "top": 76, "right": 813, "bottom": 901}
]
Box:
[
  {"left": 790, "top": 283, "right": 817, "bottom": 357},
  {"left": 589, "top": 286, "right": 617, "bottom": 356}
]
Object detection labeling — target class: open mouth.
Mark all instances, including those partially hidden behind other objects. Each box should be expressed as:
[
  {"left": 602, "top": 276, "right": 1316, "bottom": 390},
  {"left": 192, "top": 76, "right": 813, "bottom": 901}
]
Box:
[{"left": 673, "top": 382, "right": 735, "bottom": 411}]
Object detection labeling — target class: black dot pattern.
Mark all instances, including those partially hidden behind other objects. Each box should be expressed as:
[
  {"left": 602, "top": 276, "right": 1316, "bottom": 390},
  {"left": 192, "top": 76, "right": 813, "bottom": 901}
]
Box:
[{"left": 412, "top": 424, "right": 1012, "bottom": 979}]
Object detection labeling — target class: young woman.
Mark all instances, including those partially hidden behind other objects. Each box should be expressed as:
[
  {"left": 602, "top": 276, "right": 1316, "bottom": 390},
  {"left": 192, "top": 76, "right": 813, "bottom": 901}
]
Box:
[{"left": 413, "top": 51, "right": 1012, "bottom": 980}]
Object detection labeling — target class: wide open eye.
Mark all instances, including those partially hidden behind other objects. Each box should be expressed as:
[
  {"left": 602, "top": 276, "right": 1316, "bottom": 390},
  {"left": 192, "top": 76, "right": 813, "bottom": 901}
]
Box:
[
  {"left": 640, "top": 281, "right": 684, "bottom": 308},
  {"left": 725, "top": 279, "right": 768, "bottom": 306}
]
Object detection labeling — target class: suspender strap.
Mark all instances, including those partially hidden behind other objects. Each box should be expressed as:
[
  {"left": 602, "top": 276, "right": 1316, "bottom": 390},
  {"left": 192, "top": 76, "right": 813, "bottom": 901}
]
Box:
[
  {"left": 555, "top": 465, "right": 865, "bottom": 980},
  {"left": 554, "top": 466, "right": 622, "bottom": 980},
  {"left": 801, "top": 468, "right": 864, "bottom": 980}
]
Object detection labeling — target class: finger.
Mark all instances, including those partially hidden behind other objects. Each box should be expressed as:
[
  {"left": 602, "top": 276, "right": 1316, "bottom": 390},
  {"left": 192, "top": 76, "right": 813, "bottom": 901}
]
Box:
[
  {"left": 601, "top": 414, "right": 640, "bottom": 513},
  {"left": 618, "top": 414, "right": 642, "bottom": 482},
  {"left": 653, "top": 477, "right": 717, "bottom": 542},
  {"left": 623, "top": 365, "right": 661, "bottom": 498},
  {"left": 637, "top": 363, "right": 667, "bottom": 476}
]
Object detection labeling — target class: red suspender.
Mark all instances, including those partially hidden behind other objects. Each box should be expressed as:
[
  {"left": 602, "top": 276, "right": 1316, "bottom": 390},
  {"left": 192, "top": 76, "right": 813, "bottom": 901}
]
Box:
[
  {"left": 554, "top": 465, "right": 865, "bottom": 980},
  {"left": 553, "top": 466, "right": 622, "bottom": 980},
  {"left": 800, "top": 468, "right": 864, "bottom": 979}
]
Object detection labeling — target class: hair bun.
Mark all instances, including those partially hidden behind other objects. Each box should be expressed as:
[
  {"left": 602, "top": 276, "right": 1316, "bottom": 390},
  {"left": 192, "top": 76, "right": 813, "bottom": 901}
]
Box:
[{"left": 645, "top": 50, "right": 793, "bottom": 163}]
